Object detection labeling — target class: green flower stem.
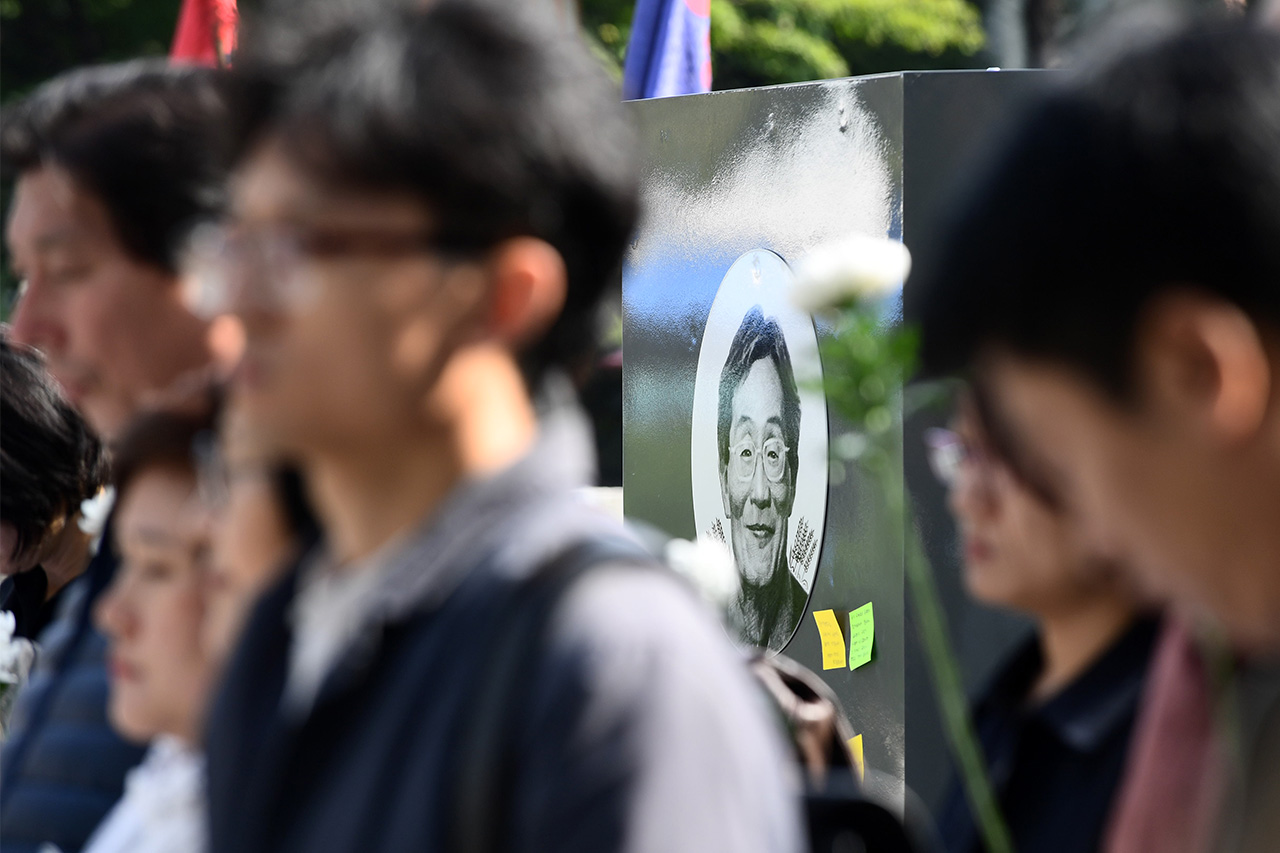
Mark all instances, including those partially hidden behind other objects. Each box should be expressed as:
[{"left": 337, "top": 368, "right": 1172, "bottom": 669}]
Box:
[
  {"left": 818, "top": 294, "right": 1011, "bottom": 851},
  {"left": 898, "top": 486, "right": 1013, "bottom": 853}
]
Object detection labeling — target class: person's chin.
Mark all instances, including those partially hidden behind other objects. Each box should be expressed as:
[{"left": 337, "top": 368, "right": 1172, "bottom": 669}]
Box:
[
  {"left": 84, "top": 398, "right": 134, "bottom": 445},
  {"left": 738, "top": 542, "right": 782, "bottom": 585},
  {"left": 229, "top": 383, "right": 295, "bottom": 448},
  {"left": 108, "top": 697, "right": 157, "bottom": 745},
  {"left": 231, "top": 350, "right": 278, "bottom": 403},
  {"left": 962, "top": 570, "right": 1010, "bottom": 609}
]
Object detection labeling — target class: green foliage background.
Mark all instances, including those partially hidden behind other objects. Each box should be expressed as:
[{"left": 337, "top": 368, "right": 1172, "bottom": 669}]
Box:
[
  {"left": 1, "top": 0, "right": 182, "bottom": 315},
  {"left": 0, "top": 0, "right": 179, "bottom": 101},
  {"left": 582, "top": 0, "right": 986, "bottom": 90},
  {"left": 0, "top": 0, "right": 985, "bottom": 315},
  {"left": 1, "top": 0, "right": 988, "bottom": 118}
]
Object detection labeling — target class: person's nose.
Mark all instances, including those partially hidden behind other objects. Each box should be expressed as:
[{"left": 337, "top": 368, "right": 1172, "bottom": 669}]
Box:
[
  {"left": 93, "top": 573, "right": 136, "bottom": 643},
  {"left": 750, "top": 454, "right": 772, "bottom": 507},
  {"left": 8, "top": 277, "right": 67, "bottom": 355}
]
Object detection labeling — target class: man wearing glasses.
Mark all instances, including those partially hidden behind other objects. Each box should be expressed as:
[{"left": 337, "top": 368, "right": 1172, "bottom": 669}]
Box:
[
  {"left": 717, "top": 305, "right": 807, "bottom": 650},
  {"left": 196, "top": 3, "right": 802, "bottom": 852},
  {"left": 914, "top": 22, "right": 1280, "bottom": 853}
]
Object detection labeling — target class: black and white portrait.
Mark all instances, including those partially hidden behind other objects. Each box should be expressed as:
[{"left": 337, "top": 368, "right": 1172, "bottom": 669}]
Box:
[{"left": 692, "top": 249, "right": 828, "bottom": 651}]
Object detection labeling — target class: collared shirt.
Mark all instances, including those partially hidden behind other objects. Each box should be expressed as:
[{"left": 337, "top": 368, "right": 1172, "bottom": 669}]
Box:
[
  {"left": 939, "top": 616, "right": 1160, "bottom": 853},
  {"left": 81, "top": 736, "right": 206, "bottom": 853},
  {"left": 1104, "top": 618, "right": 1224, "bottom": 853}
]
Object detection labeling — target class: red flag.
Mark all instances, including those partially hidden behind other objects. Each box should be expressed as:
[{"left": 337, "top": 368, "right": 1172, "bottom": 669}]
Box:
[{"left": 170, "top": 0, "right": 238, "bottom": 66}]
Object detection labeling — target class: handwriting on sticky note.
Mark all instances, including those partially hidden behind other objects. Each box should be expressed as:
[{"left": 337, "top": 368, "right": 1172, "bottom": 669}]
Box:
[
  {"left": 847, "top": 734, "right": 865, "bottom": 782},
  {"left": 848, "top": 602, "right": 874, "bottom": 669},
  {"left": 813, "top": 610, "right": 847, "bottom": 671}
]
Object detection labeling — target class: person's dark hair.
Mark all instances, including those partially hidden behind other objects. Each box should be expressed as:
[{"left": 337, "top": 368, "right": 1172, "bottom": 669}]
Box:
[
  {"left": 228, "top": 0, "right": 641, "bottom": 386},
  {"left": 0, "top": 332, "right": 108, "bottom": 559},
  {"left": 914, "top": 21, "right": 1280, "bottom": 400},
  {"left": 0, "top": 59, "right": 230, "bottom": 274},
  {"left": 111, "top": 383, "right": 222, "bottom": 502},
  {"left": 717, "top": 306, "right": 802, "bottom": 477}
]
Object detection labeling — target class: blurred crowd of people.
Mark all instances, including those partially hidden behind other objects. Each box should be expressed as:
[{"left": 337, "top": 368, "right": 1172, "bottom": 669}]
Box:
[{"left": 0, "top": 1, "right": 1277, "bottom": 853}]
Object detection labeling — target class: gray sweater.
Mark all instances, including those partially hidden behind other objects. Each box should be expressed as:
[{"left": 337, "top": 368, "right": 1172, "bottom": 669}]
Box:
[{"left": 206, "top": 400, "right": 804, "bottom": 853}]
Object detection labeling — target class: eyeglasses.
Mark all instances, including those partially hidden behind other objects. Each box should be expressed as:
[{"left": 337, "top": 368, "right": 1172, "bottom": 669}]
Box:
[
  {"left": 727, "top": 436, "right": 790, "bottom": 484},
  {"left": 924, "top": 428, "right": 965, "bottom": 486},
  {"left": 924, "top": 427, "right": 1000, "bottom": 490},
  {"left": 181, "top": 222, "right": 468, "bottom": 319}
]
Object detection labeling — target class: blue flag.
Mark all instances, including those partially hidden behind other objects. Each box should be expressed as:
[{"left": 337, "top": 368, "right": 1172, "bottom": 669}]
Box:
[{"left": 623, "top": 0, "right": 712, "bottom": 100}]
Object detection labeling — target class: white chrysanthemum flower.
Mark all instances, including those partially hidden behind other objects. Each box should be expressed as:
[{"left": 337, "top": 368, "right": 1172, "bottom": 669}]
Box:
[
  {"left": 0, "top": 612, "right": 35, "bottom": 686},
  {"left": 790, "top": 234, "right": 911, "bottom": 314},
  {"left": 78, "top": 486, "right": 116, "bottom": 539},
  {"left": 665, "top": 537, "right": 740, "bottom": 609}
]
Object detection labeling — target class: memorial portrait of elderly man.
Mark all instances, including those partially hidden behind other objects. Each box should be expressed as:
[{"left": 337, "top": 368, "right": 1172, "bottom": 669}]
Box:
[{"left": 718, "top": 305, "right": 810, "bottom": 649}]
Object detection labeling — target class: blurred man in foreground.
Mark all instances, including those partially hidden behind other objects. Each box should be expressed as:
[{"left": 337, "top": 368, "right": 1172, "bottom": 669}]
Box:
[
  {"left": 197, "top": 2, "right": 802, "bottom": 852},
  {"left": 1, "top": 61, "right": 230, "bottom": 853},
  {"left": 915, "top": 20, "right": 1280, "bottom": 853}
]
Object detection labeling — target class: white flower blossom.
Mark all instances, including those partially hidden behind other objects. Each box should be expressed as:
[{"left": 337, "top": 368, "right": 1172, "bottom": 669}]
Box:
[
  {"left": 78, "top": 486, "right": 116, "bottom": 539},
  {"left": 790, "top": 234, "right": 911, "bottom": 314},
  {"left": 0, "top": 611, "right": 35, "bottom": 687},
  {"left": 665, "top": 537, "right": 740, "bottom": 609}
]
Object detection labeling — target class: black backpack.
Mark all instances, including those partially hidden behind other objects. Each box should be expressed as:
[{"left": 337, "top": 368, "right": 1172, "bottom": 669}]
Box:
[{"left": 450, "top": 536, "right": 938, "bottom": 853}]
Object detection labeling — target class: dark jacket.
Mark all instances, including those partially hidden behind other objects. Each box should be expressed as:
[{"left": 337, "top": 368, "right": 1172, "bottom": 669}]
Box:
[
  {"left": 206, "top": 410, "right": 803, "bottom": 853},
  {"left": 0, "top": 532, "right": 147, "bottom": 853},
  {"left": 1, "top": 567, "right": 68, "bottom": 641},
  {"left": 937, "top": 616, "right": 1160, "bottom": 853}
]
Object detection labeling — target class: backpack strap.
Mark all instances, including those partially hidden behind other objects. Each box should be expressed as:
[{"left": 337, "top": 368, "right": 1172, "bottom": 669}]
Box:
[{"left": 451, "top": 536, "right": 654, "bottom": 853}]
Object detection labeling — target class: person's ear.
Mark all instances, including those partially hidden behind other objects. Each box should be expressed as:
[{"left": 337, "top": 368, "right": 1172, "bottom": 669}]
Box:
[
  {"left": 483, "top": 237, "right": 567, "bottom": 348},
  {"left": 1138, "top": 290, "right": 1271, "bottom": 445},
  {"left": 720, "top": 464, "right": 733, "bottom": 517}
]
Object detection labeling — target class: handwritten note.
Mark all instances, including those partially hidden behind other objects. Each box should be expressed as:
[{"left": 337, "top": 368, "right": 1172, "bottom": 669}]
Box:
[
  {"left": 847, "top": 602, "right": 875, "bottom": 670},
  {"left": 812, "top": 609, "right": 847, "bottom": 671},
  {"left": 847, "top": 734, "right": 865, "bottom": 782}
]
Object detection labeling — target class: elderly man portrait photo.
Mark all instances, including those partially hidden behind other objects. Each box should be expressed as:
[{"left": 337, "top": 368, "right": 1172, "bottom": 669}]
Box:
[{"left": 718, "top": 305, "right": 812, "bottom": 649}]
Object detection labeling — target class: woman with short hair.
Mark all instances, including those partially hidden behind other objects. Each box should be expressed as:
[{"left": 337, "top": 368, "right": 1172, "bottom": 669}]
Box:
[
  {"left": 931, "top": 393, "right": 1159, "bottom": 853},
  {"left": 0, "top": 332, "right": 107, "bottom": 643},
  {"left": 83, "top": 399, "right": 219, "bottom": 853}
]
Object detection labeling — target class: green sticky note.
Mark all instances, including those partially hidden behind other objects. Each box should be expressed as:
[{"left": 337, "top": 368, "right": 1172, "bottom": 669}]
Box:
[
  {"left": 848, "top": 602, "right": 874, "bottom": 669},
  {"left": 813, "top": 609, "right": 847, "bottom": 671}
]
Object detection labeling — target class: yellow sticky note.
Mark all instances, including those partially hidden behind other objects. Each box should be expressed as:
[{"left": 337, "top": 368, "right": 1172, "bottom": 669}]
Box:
[
  {"left": 847, "top": 734, "right": 865, "bottom": 782},
  {"left": 812, "top": 609, "right": 847, "bottom": 671},
  {"left": 848, "top": 602, "right": 874, "bottom": 669}
]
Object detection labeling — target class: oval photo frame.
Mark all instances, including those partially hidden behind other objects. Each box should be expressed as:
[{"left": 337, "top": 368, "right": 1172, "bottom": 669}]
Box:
[{"left": 691, "top": 249, "right": 828, "bottom": 651}]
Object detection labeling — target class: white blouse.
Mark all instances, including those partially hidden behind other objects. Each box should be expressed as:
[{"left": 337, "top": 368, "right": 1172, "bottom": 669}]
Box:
[{"left": 81, "top": 736, "right": 207, "bottom": 853}]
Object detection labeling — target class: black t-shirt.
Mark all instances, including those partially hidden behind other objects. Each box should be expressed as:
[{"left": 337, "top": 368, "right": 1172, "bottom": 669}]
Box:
[{"left": 938, "top": 616, "right": 1160, "bottom": 853}]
